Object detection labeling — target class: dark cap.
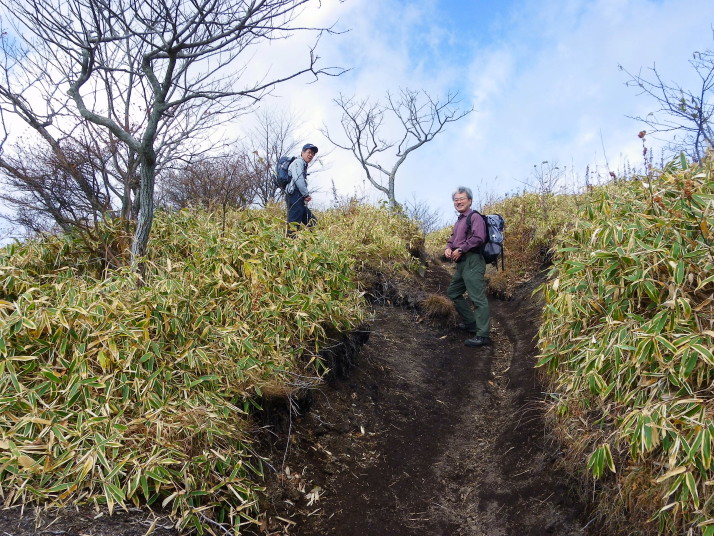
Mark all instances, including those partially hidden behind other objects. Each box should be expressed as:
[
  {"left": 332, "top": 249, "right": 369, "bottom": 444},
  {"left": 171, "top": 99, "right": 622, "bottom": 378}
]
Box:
[{"left": 302, "top": 143, "right": 318, "bottom": 154}]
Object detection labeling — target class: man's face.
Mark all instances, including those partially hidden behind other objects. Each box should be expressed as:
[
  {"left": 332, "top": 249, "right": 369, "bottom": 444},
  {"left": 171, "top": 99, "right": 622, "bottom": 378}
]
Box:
[
  {"left": 302, "top": 149, "right": 316, "bottom": 163},
  {"left": 453, "top": 193, "right": 472, "bottom": 214}
]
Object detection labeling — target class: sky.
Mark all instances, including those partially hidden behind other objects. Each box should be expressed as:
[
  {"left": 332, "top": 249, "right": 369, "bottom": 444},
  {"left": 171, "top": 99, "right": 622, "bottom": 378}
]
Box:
[
  {"left": 1, "top": 0, "right": 714, "bottom": 240},
  {"left": 242, "top": 0, "right": 714, "bottom": 224}
]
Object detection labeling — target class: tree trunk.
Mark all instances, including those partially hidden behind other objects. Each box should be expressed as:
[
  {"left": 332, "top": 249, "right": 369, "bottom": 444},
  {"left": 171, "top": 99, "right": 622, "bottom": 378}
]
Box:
[{"left": 130, "top": 151, "right": 156, "bottom": 274}]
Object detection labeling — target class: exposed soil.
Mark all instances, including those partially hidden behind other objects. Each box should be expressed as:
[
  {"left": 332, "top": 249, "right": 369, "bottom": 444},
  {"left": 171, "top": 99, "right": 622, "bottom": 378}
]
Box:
[
  {"left": 254, "top": 260, "right": 592, "bottom": 536},
  {"left": 0, "top": 259, "right": 597, "bottom": 536}
]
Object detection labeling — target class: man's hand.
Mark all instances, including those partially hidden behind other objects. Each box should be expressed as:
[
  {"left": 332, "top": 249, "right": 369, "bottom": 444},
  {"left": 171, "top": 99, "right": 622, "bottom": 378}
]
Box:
[
  {"left": 304, "top": 195, "right": 312, "bottom": 203},
  {"left": 451, "top": 248, "right": 463, "bottom": 261},
  {"left": 444, "top": 248, "right": 453, "bottom": 259}
]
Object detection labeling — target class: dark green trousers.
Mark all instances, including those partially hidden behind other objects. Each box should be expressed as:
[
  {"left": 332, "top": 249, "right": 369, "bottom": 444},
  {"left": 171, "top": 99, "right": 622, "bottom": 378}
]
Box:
[{"left": 447, "top": 252, "right": 490, "bottom": 337}]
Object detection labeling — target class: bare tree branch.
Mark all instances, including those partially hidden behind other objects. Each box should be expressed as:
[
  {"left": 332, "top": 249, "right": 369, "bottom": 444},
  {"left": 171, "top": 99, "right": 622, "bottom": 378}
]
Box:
[
  {"left": 1, "top": 0, "right": 345, "bottom": 272},
  {"left": 243, "top": 108, "right": 301, "bottom": 206},
  {"left": 323, "top": 88, "right": 472, "bottom": 207},
  {"left": 620, "top": 33, "right": 714, "bottom": 162}
]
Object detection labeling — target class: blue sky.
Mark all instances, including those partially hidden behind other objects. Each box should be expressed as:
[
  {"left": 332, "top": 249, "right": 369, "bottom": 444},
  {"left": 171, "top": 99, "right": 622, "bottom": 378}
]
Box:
[
  {"left": 257, "top": 0, "right": 714, "bottom": 224},
  {"left": 1, "top": 0, "right": 713, "bottom": 241}
]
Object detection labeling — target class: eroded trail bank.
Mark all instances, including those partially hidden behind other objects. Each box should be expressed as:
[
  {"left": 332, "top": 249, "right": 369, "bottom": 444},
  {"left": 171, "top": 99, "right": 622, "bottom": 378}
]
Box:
[{"left": 259, "top": 264, "right": 594, "bottom": 535}]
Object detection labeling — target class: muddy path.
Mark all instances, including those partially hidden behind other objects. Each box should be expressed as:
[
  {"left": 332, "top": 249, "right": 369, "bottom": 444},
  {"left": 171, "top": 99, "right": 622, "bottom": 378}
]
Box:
[{"left": 257, "top": 261, "right": 593, "bottom": 536}]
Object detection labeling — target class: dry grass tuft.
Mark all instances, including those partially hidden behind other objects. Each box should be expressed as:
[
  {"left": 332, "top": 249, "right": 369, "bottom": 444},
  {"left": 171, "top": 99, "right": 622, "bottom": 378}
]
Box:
[{"left": 421, "top": 294, "right": 455, "bottom": 319}]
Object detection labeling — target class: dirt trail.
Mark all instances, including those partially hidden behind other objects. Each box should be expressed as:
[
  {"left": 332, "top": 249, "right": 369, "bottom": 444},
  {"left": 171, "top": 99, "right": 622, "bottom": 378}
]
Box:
[{"left": 259, "top": 261, "right": 593, "bottom": 536}]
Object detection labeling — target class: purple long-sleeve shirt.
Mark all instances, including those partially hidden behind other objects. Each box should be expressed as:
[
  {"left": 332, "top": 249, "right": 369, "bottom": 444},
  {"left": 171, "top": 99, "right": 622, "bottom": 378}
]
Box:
[{"left": 447, "top": 209, "right": 487, "bottom": 253}]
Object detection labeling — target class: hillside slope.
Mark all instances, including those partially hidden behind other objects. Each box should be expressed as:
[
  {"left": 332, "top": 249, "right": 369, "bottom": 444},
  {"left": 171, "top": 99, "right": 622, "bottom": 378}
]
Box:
[{"left": 0, "top": 260, "right": 597, "bottom": 535}]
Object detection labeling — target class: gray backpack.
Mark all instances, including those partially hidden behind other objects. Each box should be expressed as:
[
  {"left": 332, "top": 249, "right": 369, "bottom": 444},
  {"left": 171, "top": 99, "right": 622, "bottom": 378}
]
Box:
[{"left": 465, "top": 211, "right": 505, "bottom": 269}]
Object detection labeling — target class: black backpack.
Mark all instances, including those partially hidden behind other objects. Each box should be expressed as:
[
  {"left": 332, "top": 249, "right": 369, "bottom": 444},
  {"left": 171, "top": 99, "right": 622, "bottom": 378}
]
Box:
[
  {"left": 274, "top": 155, "right": 297, "bottom": 190},
  {"left": 465, "top": 211, "right": 505, "bottom": 269}
]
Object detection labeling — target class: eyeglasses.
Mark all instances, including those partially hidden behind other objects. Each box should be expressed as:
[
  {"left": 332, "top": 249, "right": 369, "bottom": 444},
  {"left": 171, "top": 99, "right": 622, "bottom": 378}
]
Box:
[{"left": 453, "top": 197, "right": 469, "bottom": 203}]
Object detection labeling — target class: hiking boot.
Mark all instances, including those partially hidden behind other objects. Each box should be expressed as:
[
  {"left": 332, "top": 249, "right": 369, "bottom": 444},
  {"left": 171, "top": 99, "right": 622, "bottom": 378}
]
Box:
[
  {"left": 464, "top": 336, "right": 492, "bottom": 348},
  {"left": 456, "top": 323, "right": 478, "bottom": 333}
]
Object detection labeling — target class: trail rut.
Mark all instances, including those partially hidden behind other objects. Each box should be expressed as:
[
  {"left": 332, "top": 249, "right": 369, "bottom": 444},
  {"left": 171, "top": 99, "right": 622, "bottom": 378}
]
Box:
[{"left": 258, "top": 262, "right": 595, "bottom": 535}]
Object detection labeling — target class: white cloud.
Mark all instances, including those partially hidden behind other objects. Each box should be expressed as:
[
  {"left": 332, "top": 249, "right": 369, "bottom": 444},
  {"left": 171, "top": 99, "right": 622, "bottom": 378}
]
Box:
[
  {"left": 2, "top": 0, "right": 713, "bottom": 238},
  {"left": 391, "top": 0, "right": 714, "bottom": 219},
  {"left": 254, "top": 0, "right": 712, "bottom": 223}
]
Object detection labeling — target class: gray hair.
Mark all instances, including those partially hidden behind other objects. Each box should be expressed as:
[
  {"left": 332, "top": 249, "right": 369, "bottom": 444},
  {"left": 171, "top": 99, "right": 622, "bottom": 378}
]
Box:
[{"left": 452, "top": 186, "right": 472, "bottom": 201}]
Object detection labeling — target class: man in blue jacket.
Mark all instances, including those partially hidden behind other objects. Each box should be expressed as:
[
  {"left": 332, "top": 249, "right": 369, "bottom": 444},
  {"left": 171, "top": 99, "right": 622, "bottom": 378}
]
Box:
[
  {"left": 445, "top": 186, "right": 491, "bottom": 348},
  {"left": 286, "top": 143, "right": 318, "bottom": 232}
]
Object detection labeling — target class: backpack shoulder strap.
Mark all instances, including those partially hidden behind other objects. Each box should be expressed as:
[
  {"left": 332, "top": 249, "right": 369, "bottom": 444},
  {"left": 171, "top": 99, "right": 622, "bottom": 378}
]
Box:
[
  {"left": 286, "top": 156, "right": 301, "bottom": 191},
  {"left": 464, "top": 210, "right": 482, "bottom": 237}
]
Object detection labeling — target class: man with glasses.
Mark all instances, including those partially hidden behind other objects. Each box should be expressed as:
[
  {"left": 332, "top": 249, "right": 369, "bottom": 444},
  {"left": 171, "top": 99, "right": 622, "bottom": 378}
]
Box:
[{"left": 444, "top": 186, "right": 491, "bottom": 348}]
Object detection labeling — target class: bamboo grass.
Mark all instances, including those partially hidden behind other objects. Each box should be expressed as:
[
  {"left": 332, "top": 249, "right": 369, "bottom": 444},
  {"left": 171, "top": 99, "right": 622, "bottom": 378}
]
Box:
[
  {"left": 538, "top": 157, "right": 714, "bottom": 534},
  {"left": 0, "top": 204, "right": 419, "bottom": 533}
]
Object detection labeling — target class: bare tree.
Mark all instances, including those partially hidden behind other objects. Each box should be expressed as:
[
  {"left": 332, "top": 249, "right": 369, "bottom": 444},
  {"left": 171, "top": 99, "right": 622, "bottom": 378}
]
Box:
[
  {"left": 1, "top": 0, "right": 343, "bottom": 272},
  {"left": 244, "top": 109, "right": 301, "bottom": 207},
  {"left": 160, "top": 154, "right": 255, "bottom": 213},
  {"left": 403, "top": 194, "right": 445, "bottom": 235},
  {"left": 620, "top": 35, "right": 714, "bottom": 162},
  {"left": 0, "top": 28, "right": 134, "bottom": 237},
  {"left": 323, "top": 88, "right": 472, "bottom": 207},
  {"left": 1, "top": 28, "right": 145, "bottom": 229},
  {"left": 0, "top": 134, "right": 112, "bottom": 233},
  {"left": 523, "top": 160, "right": 565, "bottom": 221}
]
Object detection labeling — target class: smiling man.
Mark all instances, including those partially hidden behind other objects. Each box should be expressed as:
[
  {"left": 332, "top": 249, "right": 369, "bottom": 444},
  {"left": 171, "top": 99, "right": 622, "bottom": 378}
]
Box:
[
  {"left": 286, "top": 143, "right": 318, "bottom": 232},
  {"left": 444, "top": 186, "right": 491, "bottom": 348}
]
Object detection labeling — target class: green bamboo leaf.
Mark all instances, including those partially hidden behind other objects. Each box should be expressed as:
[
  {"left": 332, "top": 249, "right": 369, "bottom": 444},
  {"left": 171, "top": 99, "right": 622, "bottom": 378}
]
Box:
[
  {"left": 104, "top": 481, "right": 125, "bottom": 507},
  {"left": 696, "top": 274, "right": 714, "bottom": 290},
  {"left": 654, "top": 336, "right": 676, "bottom": 354},
  {"left": 587, "top": 447, "right": 604, "bottom": 478},
  {"left": 587, "top": 445, "right": 615, "bottom": 478},
  {"left": 674, "top": 260, "right": 685, "bottom": 285},
  {"left": 677, "top": 297, "right": 692, "bottom": 318},
  {"left": 679, "top": 152, "right": 688, "bottom": 170},
  {"left": 684, "top": 472, "right": 699, "bottom": 509},
  {"left": 680, "top": 351, "right": 699, "bottom": 378},
  {"left": 690, "top": 344, "right": 714, "bottom": 364},
  {"left": 565, "top": 262, "right": 587, "bottom": 275},
  {"left": 41, "top": 370, "right": 62, "bottom": 383},
  {"left": 704, "top": 428, "right": 712, "bottom": 470},
  {"left": 649, "top": 310, "right": 670, "bottom": 334},
  {"left": 641, "top": 416, "right": 654, "bottom": 451},
  {"left": 665, "top": 473, "right": 685, "bottom": 499},
  {"left": 603, "top": 443, "right": 616, "bottom": 473}
]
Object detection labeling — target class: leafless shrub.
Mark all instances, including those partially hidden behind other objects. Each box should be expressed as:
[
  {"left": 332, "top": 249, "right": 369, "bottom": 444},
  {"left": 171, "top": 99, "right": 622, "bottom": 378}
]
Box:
[
  {"left": 403, "top": 194, "right": 446, "bottom": 235},
  {"left": 159, "top": 155, "right": 256, "bottom": 221}
]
